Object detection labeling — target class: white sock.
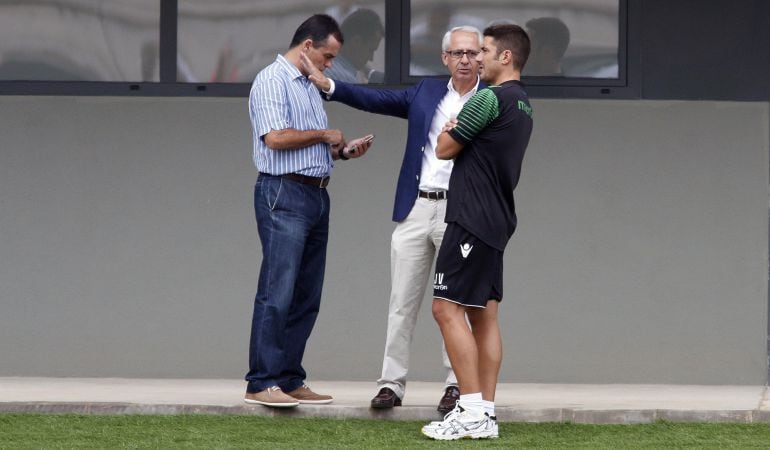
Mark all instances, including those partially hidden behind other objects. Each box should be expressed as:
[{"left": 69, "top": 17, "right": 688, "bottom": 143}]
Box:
[
  {"left": 458, "top": 392, "right": 484, "bottom": 415},
  {"left": 482, "top": 400, "right": 495, "bottom": 417}
]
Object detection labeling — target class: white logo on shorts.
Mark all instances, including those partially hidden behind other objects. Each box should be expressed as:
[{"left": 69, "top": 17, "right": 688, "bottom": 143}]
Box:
[
  {"left": 434, "top": 272, "right": 448, "bottom": 291},
  {"left": 460, "top": 243, "right": 473, "bottom": 259}
]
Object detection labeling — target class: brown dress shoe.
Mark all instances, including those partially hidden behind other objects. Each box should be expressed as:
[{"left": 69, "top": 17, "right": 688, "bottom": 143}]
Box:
[
  {"left": 244, "top": 386, "right": 299, "bottom": 408},
  {"left": 370, "top": 387, "right": 402, "bottom": 409},
  {"left": 285, "top": 384, "right": 333, "bottom": 404},
  {"left": 437, "top": 385, "right": 460, "bottom": 414}
]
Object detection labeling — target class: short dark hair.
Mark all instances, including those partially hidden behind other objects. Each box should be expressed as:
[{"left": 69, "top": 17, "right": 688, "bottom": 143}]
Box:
[
  {"left": 289, "top": 14, "right": 344, "bottom": 49},
  {"left": 483, "top": 23, "right": 531, "bottom": 71}
]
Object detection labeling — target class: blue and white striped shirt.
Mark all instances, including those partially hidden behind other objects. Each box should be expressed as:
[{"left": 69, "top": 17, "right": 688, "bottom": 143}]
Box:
[{"left": 249, "top": 54, "right": 333, "bottom": 177}]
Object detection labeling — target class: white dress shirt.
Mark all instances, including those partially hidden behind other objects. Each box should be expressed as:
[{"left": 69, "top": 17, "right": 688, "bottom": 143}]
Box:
[{"left": 419, "top": 77, "right": 479, "bottom": 192}]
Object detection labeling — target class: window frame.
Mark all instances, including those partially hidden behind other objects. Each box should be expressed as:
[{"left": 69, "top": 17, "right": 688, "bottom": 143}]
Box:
[{"left": 0, "top": 0, "right": 637, "bottom": 99}]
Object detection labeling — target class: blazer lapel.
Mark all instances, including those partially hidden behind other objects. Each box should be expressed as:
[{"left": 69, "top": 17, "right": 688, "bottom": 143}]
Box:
[{"left": 422, "top": 81, "right": 449, "bottom": 142}]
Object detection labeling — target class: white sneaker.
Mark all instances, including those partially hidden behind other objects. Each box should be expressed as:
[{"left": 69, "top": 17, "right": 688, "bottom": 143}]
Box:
[
  {"left": 428, "top": 402, "right": 463, "bottom": 426},
  {"left": 421, "top": 409, "right": 499, "bottom": 440},
  {"left": 487, "top": 415, "right": 499, "bottom": 439}
]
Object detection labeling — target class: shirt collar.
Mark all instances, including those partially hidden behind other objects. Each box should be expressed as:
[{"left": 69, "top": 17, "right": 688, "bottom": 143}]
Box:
[
  {"left": 276, "top": 54, "right": 305, "bottom": 81},
  {"left": 447, "top": 75, "right": 480, "bottom": 96}
]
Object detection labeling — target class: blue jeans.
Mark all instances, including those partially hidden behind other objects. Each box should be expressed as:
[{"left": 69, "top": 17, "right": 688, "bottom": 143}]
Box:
[{"left": 246, "top": 174, "right": 330, "bottom": 393}]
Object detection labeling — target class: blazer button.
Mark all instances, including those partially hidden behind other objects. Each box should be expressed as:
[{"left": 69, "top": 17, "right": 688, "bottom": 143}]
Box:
[{"left": 421, "top": 146, "right": 425, "bottom": 152}]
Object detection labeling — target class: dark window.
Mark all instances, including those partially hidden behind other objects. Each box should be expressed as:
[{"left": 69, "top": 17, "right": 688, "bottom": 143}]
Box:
[
  {"left": 177, "top": 1, "right": 386, "bottom": 84},
  {"left": 0, "top": 0, "right": 632, "bottom": 98},
  {"left": 409, "top": 0, "right": 620, "bottom": 80},
  {"left": 0, "top": 0, "right": 160, "bottom": 82}
]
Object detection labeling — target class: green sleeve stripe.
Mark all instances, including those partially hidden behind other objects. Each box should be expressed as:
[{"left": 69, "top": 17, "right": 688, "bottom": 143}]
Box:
[{"left": 453, "top": 89, "right": 499, "bottom": 142}]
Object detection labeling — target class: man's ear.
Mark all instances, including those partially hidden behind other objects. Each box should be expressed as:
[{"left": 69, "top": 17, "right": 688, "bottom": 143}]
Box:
[
  {"left": 502, "top": 49, "right": 513, "bottom": 65},
  {"left": 303, "top": 39, "right": 313, "bottom": 52}
]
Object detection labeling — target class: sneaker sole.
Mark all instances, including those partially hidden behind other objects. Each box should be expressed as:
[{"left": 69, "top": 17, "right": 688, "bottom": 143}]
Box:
[
  {"left": 244, "top": 398, "right": 299, "bottom": 408},
  {"left": 421, "top": 428, "right": 499, "bottom": 440}
]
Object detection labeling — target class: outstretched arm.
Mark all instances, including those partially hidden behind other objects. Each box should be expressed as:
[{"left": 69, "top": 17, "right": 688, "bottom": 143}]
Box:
[{"left": 301, "top": 52, "right": 414, "bottom": 118}]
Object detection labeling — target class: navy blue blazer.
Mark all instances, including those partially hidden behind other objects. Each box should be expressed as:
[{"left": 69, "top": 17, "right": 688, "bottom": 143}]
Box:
[{"left": 329, "top": 78, "right": 486, "bottom": 222}]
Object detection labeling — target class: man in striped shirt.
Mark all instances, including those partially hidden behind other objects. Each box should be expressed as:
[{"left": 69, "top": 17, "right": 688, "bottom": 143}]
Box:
[{"left": 244, "top": 14, "right": 372, "bottom": 409}]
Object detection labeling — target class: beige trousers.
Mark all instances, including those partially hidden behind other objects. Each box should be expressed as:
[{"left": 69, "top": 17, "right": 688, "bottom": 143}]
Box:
[{"left": 377, "top": 197, "right": 457, "bottom": 399}]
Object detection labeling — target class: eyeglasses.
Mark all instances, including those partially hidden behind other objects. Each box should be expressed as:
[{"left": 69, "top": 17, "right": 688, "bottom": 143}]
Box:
[{"left": 444, "top": 49, "right": 480, "bottom": 60}]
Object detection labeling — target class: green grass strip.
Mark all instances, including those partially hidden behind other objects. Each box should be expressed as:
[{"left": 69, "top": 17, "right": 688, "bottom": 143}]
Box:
[{"left": 2, "top": 414, "right": 770, "bottom": 449}]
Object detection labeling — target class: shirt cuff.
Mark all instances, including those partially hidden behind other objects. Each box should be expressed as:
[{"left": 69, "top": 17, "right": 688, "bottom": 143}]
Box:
[{"left": 322, "top": 79, "right": 336, "bottom": 98}]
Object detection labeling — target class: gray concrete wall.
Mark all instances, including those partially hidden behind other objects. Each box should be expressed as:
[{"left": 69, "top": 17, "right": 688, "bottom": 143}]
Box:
[{"left": 0, "top": 96, "right": 767, "bottom": 385}]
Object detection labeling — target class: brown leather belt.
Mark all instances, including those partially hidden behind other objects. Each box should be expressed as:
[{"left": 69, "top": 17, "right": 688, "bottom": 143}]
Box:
[
  {"left": 419, "top": 190, "right": 447, "bottom": 200},
  {"left": 281, "top": 173, "right": 330, "bottom": 188}
]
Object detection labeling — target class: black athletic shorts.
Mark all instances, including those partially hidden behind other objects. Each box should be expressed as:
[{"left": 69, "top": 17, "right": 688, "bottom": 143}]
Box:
[{"left": 433, "top": 223, "right": 503, "bottom": 308}]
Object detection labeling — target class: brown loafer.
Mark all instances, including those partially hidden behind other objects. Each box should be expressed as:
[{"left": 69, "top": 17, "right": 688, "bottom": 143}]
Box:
[
  {"left": 285, "top": 384, "right": 333, "bottom": 404},
  {"left": 244, "top": 386, "right": 299, "bottom": 408},
  {"left": 437, "top": 385, "right": 460, "bottom": 414},
  {"left": 370, "top": 387, "right": 402, "bottom": 409}
]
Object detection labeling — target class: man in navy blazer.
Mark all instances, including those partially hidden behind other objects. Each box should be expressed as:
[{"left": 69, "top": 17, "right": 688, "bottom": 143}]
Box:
[{"left": 304, "top": 26, "right": 485, "bottom": 414}]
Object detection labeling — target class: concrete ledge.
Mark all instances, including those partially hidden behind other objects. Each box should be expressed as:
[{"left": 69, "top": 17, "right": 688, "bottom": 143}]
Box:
[
  {"left": 2, "top": 402, "right": 769, "bottom": 424},
  {"left": 657, "top": 409, "right": 756, "bottom": 423},
  {"left": 570, "top": 409, "right": 657, "bottom": 424},
  {"left": 1, "top": 378, "right": 767, "bottom": 424}
]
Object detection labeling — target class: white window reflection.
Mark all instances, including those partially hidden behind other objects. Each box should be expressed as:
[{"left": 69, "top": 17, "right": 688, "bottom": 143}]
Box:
[
  {"left": 410, "top": 0, "right": 619, "bottom": 79},
  {"left": 0, "top": 0, "right": 159, "bottom": 82},
  {"left": 178, "top": 0, "right": 386, "bottom": 84}
]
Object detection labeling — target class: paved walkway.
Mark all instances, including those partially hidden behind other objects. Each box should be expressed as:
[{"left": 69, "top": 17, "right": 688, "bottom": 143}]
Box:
[{"left": 1, "top": 378, "right": 768, "bottom": 424}]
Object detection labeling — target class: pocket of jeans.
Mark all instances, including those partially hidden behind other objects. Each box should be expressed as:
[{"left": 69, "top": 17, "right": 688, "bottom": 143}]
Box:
[{"left": 266, "top": 179, "right": 283, "bottom": 211}]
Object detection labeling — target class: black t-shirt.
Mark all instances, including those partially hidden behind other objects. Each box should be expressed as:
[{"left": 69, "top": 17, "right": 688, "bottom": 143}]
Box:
[{"left": 446, "top": 80, "right": 533, "bottom": 251}]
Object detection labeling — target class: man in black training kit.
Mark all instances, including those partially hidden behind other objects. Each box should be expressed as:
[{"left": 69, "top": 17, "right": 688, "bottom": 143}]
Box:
[{"left": 421, "top": 23, "right": 533, "bottom": 440}]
